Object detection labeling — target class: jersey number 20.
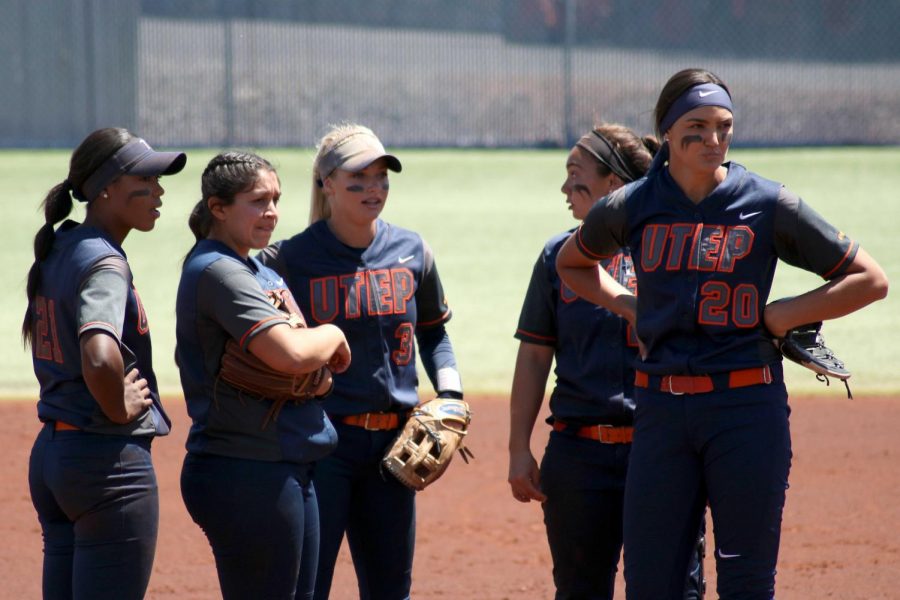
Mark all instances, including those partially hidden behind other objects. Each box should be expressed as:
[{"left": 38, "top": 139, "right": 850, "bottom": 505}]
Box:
[{"left": 698, "top": 281, "right": 759, "bottom": 328}]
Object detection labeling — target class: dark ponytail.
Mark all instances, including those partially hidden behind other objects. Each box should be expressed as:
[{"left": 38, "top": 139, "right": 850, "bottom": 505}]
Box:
[
  {"left": 22, "top": 128, "right": 134, "bottom": 346},
  {"left": 184, "top": 151, "right": 277, "bottom": 262}
]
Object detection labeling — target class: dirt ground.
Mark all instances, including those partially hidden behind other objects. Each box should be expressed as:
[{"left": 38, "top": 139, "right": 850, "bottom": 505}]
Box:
[{"left": 2, "top": 394, "right": 899, "bottom": 600}]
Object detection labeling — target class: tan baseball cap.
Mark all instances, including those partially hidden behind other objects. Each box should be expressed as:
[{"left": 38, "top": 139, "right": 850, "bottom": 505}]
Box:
[{"left": 317, "top": 130, "right": 402, "bottom": 180}]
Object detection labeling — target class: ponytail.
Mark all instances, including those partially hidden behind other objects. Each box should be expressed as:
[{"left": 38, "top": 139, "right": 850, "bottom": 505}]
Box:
[
  {"left": 22, "top": 181, "right": 75, "bottom": 346},
  {"left": 22, "top": 127, "right": 134, "bottom": 347}
]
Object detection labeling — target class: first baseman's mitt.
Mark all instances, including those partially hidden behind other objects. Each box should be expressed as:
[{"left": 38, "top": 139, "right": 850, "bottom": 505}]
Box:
[
  {"left": 776, "top": 321, "right": 852, "bottom": 398},
  {"left": 382, "top": 398, "right": 474, "bottom": 491},
  {"left": 218, "top": 289, "right": 330, "bottom": 428}
]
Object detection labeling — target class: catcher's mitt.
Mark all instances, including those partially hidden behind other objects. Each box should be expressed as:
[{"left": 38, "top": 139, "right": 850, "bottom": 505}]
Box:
[
  {"left": 218, "top": 289, "right": 330, "bottom": 428},
  {"left": 382, "top": 398, "right": 475, "bottom": 491},
  {"left": 776, "top": 321, "right": 852, "bottom": 398}
]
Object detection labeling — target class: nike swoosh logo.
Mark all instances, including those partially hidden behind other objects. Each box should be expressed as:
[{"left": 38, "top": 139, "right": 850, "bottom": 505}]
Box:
[
  {"left": 698, "top": 90, "right": 719, "bottom": 98},
  {"left": 717, "top": 549, "right": 741, "bottom": 559},
  {"left": 739, "top": 210, "right": 762, "bottom": 220},
  {"left": 398, "top": 255, "right": 415, "bottom": 264}
]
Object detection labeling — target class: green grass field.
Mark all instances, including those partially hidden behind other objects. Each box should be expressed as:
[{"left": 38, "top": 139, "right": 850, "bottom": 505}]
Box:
[{"left": 2, "top": 147, "right": 898, "bottom": 398}]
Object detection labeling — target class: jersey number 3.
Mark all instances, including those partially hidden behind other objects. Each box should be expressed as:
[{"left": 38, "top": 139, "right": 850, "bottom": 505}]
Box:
[
  {"left": 34, "top": 296, "right": 64, "bottom": 363},
  {"left": 392, "top": 322, "right": 414, "bottom": 365}
]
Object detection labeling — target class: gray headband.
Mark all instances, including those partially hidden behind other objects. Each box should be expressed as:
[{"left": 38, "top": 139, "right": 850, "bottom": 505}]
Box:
[{"left": 77, "top": 138, "right": 186, "bottom": 202}]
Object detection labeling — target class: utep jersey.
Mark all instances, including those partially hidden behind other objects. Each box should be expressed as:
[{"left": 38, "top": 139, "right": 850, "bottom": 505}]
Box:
[
  {"left": 32, "top": 220, "right": 169, "bottom": 436},
  {"left": 176, "top": 239, "right": 337, "bottom": 464},
  {"left": 576, "top": 162, "right": 858, "bottom": 375},
  {"left": 516, "top": 229, "right": 637, "bottom": 425},
  {"left": 260, "top": 219, "right": 452, "bottom": 415}
]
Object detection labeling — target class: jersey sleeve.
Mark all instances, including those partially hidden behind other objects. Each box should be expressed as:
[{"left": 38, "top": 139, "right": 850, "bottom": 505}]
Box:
[
  {"left": 574, "top": 187, "right": 629, "bottom": 261},
  {"left": 415, "top": 240, "right": 452, "bottom": 329},
  {"left": 774, "top": 187, "right": 859, "bottom": 279},
  {"left": 76, "top": 256, "right": 131, "bottom": 340},
  {"left": 198, "top": 260, "right": 287, "bottom": 350},
  {"left": 255, "top": 241, "right": 288, "bottom": 277},
  {"left": 514, "top": 249, "right": 557, "bottom": 347}
]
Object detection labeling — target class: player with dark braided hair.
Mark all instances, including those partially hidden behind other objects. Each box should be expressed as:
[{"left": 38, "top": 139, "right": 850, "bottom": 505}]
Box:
[
  {"left": 25, "top": 127, "right": 185, "bottom": 599},
  {"left": 509, "top": 123, "right": 705, "bottom": 599},
  {"left": 176, "top": 151, "right": 350, "bottom": 599}
]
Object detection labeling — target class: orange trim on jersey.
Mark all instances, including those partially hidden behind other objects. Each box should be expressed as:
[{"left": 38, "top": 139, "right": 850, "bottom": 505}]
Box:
[
  {"left": 78, "top": 321, "right": 118, "bottom": 337},
  {"left": 238, "top": 314, "right": 286, "bottom": 348},
  {"left": 821, "top": 241, "right": 856, "bottom": 280},
  {"left": 516, "top": 328, "right": 556, "bottom": 343},
  {"left": 417, "top": 310, "right": 451, "bottom": 328},
  {"left": 575, "top": 226, "right": 614, "bottom": 261}
]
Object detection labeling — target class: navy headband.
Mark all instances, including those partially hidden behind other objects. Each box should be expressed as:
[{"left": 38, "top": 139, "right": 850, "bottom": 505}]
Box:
[
  {"left": 77, "top": 138, "right": 186, "bottom": 202},
  {"left": 658, "top": 83, "right": 733, "bottom": 135},
  {"left": 576, "top": 131, "right": 639, "bottom": 183}
]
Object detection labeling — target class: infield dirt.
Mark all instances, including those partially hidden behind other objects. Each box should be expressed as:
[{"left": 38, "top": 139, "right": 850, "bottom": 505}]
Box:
[{"left": 2, "top": 395, "right": 898, "bottom": 599}]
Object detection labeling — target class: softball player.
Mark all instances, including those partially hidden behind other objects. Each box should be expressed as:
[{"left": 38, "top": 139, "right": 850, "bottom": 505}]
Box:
[
  {"left": 509, "top": 123, "right": 704, "bottom": 600},
  {"left": 258, "top": 124, "right": 462, "bottom": 600},
  {"left": 176, "top": 152, "right": 351, "bottom": 600},
  {"left": 24, "top": 127, "right": 185, "bottom": 599},
  {"left": 557, "top": 68, "right": 888, "bottom": 599}
]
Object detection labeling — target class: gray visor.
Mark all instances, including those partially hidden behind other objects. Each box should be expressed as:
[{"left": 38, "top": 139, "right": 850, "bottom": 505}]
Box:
[
  {"left": 78, "top": 138, "right": 187, "bottom": 202},
  {"left": 317, "top": 131, "right": 402, "bottom": 180}
]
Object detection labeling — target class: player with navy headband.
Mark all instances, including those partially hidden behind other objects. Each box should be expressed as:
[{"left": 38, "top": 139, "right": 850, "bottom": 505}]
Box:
[{"left": 557, "top": 69, "right": 888, "bottom": 598}]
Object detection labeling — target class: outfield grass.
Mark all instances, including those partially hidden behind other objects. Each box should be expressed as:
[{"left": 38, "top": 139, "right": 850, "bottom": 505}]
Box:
[{"left": 2, "top": 147, "right": 898, "bottom": 398}]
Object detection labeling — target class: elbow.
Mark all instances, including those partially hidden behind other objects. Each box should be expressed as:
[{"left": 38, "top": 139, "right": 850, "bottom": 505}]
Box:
[
  {"left": 865, "top": 268, "right": 889, "bottom": 304},
  {"left": 875, "top": 270, "right": 889, "bottom": 300}
]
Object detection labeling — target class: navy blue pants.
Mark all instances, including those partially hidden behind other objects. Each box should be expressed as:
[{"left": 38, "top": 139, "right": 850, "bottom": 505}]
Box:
[
  {"left": 314, "top": 422, "right": 415, "bottom": 600},
  {"left": 541, "top": 430, "right": 705, "bottom": 600},
  {"left": 623, "top": 383, "right": 791, "bottom": 600},
  {"left": 28, "top": 423, "right": 159, "bottom": 600},
  {"left": 181, "top": 453, "right": 319, "bottom": 600}
]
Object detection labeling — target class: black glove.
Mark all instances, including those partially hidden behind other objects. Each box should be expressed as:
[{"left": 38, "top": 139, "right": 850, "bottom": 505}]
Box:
[{"left": 777, "top": 321, "right": 852, "bottom": 398}]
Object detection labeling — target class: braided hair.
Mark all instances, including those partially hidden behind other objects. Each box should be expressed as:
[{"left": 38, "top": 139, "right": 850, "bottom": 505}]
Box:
[
  {"left": 21, "top": 128, "right": 134, "bottom": 346},
  {"left": 185, "top": 151, "right": 277, "bottom": 257}
]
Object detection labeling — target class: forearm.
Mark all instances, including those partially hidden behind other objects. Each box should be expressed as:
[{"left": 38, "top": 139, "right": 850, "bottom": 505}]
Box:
[
  {"left": 249, "top": 323, "right": 346, "bottom": 374},
  {"left": 766, "top": 248, "right": 889, "bottom": 336},
  {"left": 416, "top": 325, "right": 463, "bottom": 397},
  {"left": 556, "top": 236, "right": 636, "bottom": 322},
  {"left": 509, "top": 343, "right": 553, "bottom": 453},
  {"left": 80, "top": 332, "right": 133, "bottom": 423}
]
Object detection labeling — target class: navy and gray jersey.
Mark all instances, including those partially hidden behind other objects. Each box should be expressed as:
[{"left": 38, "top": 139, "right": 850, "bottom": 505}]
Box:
[
  {"left": 31, "top": 220, "right": 170, "bottom": 436},
  {"left": 176, "top": 239, "right": 337, "bottom": 464},
  {"left": 575, "top": 161, "right": 858, "bottom": 375},
  {"left": 516, "top": 229, "right": 637, "bottom": 425},
  {"left": 259, "top": 219, "right": 452, "bottom": 416}
]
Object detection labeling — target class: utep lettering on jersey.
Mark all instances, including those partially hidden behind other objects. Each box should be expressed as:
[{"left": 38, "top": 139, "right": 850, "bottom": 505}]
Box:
[
  {"left": 308, "top": 267, "right": 415, "bottom": 322},
  {"left": 641, "top": 222, "right": 756, "bottom": 327}
]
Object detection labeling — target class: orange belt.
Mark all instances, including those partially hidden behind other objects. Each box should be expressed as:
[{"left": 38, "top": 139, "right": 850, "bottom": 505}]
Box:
[
  {"left": 552, "top": 421, "right": 634, "bottom": 444},
  {"left": 634, "top": 366, "right": 773, "bottom": 395},
  {"left": 340, "top": 412, "right": 406, "bottom": 431},
  {"left": 54, "top": 421, "right": 81, "bottom": 431}
]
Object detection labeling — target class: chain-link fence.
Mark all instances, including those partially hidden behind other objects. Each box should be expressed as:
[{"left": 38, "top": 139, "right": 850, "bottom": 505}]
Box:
[{"left": 2, "top": 0, "right": 899, "bottom": 148}]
